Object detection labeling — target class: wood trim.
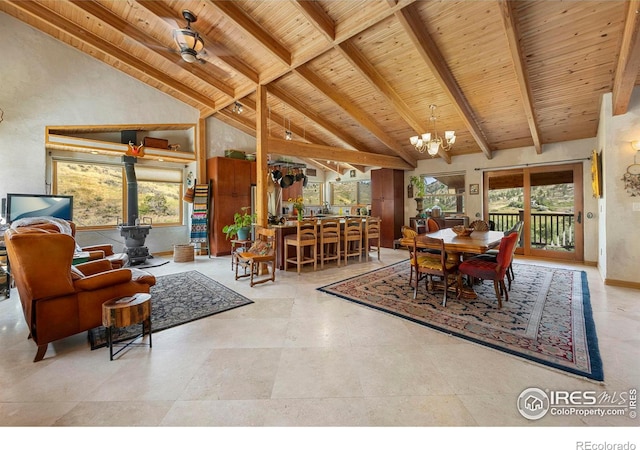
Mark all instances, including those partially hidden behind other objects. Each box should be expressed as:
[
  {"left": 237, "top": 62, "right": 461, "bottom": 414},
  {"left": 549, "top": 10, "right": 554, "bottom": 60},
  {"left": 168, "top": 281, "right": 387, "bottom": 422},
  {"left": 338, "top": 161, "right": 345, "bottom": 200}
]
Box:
[
  {"left": 604, "top": 278, "right": 640, "bottom": 290},
  {"left": 497, "top": 0, "right": 542, "bottom": 154},
  {"left": 613, "top": 0, "right": 640, "bottom": 115}
]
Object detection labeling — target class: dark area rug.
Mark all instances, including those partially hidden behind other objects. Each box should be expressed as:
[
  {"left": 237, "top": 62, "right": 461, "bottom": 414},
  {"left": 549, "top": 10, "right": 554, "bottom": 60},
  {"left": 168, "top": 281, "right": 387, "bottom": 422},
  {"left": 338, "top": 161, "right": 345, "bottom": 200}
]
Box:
[
  {"left": 318, "top": 261, "right": 603, "bottom": 381},
  {"left": 127, "top": 256, "right": 170, "bottom": 269},
  {"left": 89, "top": 270, "right": 253, "bottom": 349}
]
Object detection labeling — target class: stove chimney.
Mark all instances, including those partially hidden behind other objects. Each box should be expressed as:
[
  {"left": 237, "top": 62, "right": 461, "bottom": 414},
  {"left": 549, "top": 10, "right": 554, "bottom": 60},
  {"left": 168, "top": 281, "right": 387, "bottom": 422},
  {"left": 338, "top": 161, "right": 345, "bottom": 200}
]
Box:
[{"left": 118, "top": 155, "right": 152, "bottom": 265}]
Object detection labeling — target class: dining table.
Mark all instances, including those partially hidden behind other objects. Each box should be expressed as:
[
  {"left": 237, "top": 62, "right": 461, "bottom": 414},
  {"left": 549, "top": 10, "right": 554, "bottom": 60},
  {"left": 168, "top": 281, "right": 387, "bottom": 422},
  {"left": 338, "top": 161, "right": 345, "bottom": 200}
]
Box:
[{"left": 399, "top": 228, "right": 505, "bottom": 299}]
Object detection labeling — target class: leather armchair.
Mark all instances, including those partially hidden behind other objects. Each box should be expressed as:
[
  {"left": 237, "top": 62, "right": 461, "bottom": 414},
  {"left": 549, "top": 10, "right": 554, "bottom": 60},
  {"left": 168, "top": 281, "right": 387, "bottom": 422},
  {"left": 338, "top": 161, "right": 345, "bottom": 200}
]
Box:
[{"left": 4, "top": 227, "right": 155, "bottom": 362}]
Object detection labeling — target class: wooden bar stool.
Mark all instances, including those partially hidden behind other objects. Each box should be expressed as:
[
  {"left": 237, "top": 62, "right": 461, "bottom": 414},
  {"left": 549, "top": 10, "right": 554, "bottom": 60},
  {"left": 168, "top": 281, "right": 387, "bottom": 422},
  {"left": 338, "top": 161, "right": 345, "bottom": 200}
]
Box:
[
  {"left": 364, "top": 216, "right": 381, "bottom": 261},
  {"left": 284, "top": 218, "right": 318, "bottom": 274},
  {"left": 342, "top": 217, "right": 362, "bottom": 265},
  {"left": 318, "top": 218, "right": 341, "bottom": 269}
]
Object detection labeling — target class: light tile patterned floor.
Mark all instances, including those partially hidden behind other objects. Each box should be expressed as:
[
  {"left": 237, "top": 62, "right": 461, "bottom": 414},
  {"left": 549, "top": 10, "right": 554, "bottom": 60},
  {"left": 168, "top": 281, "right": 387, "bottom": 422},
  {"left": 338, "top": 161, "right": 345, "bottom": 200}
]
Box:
[{"left": 0, "top": 248, "right": 637, "bottom": 445}]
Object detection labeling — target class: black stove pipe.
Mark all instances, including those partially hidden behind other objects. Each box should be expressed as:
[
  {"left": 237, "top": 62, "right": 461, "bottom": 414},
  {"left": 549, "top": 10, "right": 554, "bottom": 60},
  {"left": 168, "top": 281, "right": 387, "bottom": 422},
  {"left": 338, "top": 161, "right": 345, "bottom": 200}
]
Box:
[{"left": 122, "top": 156, "right": 138, "bottom": 225}]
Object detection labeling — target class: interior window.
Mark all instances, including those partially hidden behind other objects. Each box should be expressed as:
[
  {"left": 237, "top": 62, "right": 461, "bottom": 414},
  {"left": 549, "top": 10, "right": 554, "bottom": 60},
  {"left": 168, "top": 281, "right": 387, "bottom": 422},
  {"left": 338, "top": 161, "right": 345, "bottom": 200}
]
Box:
[
  {"left": 419, "top": 173, "right": 465, "bottom": 213},
  {"left": 331, "top": 180, "right": 371, "bottom": 206}
]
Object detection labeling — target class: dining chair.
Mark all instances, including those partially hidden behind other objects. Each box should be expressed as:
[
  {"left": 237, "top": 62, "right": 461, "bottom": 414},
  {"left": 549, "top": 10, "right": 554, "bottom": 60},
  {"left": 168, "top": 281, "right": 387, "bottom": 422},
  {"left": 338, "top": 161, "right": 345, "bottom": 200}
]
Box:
[
  {"left": 342, "top": 217, "right": 363, "bottom": 265},
  {"left": 456, "top": 232, "right": 519, "bottom": 308},
  {"left": 472, "top": 220, "right": 523, "bottom": 290},
  {"left": 234, "top": 227, "right": 277, "bottom": 286},
  {"left": 284, "top": 218, "right": 318, "bottom": 274},
  {"left": 318, "top": 218, "right": 341, "bottom": 269},
  {"left": 426, "top": 218, "right": 441, "bottom": 232},
  {"left": 412, "top": 235, "right": 460, "bottom": 306},
  {"left": 364, "top": 216, "right": 381, "bottom": 261},
  {"left": 401, "top": 225, "right": 418, "bottom": 285},
  {"left": 469, "top": 219, "right": 490, "bottom": 231}
]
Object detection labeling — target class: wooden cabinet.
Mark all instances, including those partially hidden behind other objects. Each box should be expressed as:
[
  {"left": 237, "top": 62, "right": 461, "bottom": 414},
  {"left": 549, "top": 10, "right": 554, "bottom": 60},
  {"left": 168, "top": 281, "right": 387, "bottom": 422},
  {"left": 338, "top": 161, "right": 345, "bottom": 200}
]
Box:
[
  {"left": 371, "top": 168, "right": 404, "bottom": 248},
  {"left": 207, "top": 157, "right": 254, "bottom": 256}
]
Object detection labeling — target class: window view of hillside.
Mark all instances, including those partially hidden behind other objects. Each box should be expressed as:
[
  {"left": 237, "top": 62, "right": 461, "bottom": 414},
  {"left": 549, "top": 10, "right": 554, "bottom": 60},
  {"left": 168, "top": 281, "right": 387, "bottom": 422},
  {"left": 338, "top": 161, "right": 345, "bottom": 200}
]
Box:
[{"left": 55, "top": 161, "right": 181, "bottom": 227}]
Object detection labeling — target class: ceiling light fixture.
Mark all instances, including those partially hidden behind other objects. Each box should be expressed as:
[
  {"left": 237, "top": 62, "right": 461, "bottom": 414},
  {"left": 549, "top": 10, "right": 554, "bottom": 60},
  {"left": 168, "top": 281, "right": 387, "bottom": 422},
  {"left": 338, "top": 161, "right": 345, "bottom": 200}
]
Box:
[
  {"left": 410, "top": 104, "right": 456, "bottom": 157},
  {"left": 232, "top": 102, "right": 243, "bottom": 114},
  {"left": 173, "top": 10, "right": 205, "bottom": 63}
]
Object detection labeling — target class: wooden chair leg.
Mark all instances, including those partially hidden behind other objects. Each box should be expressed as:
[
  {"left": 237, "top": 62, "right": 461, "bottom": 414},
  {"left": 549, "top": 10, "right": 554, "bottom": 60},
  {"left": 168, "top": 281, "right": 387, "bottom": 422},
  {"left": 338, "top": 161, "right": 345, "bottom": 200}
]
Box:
[
  {"left": 493, "top": 280, "right": 503, "bottom": 308},
  {"left": 34, "top": 344, "right": 47, "bottom": 362}
]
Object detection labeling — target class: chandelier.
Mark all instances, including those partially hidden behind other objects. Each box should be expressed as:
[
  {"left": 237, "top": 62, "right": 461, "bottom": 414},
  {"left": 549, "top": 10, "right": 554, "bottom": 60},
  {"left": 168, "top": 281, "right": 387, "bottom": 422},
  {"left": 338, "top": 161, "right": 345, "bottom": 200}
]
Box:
[
  {"left": 232, "top": 102, "right": 243, "bottom": 114},
  {"left": 410, "top": 104, "right": 456, "bottom": 157},
  {"left": 173, "top": 10, "right": 205, "bottom": 63}
]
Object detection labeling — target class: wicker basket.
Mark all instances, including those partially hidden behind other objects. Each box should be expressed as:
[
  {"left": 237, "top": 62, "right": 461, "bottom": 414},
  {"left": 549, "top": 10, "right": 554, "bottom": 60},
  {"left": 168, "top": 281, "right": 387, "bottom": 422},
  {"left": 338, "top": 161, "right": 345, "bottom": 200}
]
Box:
[{"left": 173, "top": 244, "right": 195, "bottom": 262}]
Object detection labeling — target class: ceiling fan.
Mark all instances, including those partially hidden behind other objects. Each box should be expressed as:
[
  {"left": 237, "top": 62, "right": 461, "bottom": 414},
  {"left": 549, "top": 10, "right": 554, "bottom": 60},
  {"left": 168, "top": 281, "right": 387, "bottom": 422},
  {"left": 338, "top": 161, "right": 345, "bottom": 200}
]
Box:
[{"left": 173, "top": 10, "right": 206, "bottom": 64}]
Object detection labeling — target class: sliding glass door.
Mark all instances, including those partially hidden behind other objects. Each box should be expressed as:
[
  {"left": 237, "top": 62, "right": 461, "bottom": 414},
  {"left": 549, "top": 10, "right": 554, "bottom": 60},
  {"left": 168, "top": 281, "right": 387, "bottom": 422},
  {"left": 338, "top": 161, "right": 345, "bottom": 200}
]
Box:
[{"left": 483, "top": 163, "right": 584, "bottom": 261}]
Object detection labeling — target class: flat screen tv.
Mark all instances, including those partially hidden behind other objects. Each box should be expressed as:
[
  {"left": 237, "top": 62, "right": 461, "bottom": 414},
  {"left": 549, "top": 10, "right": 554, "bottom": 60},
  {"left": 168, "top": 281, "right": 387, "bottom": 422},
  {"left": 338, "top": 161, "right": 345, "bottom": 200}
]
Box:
[{"left": 6, "top": 193, "right": 73, "bottom": 223}]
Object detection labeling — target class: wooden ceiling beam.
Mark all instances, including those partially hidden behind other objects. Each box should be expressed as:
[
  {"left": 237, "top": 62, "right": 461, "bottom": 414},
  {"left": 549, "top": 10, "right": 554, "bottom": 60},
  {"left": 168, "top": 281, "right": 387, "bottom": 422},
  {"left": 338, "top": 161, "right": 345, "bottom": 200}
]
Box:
[
  {"left": 267, "top": 85, "right": 373, "bottom": 153},
  {"left": 294, "top": 65, "right": 418, "bottom": 167},
  {"left": 293, "top": 0, "right": 335, "bottom": 42},
  {"left": 267, "top": 138, "right": 413, "bottom": 170},
  {"left": 612, "top": 0, "right": 640, "bottom": 116},
  {"left": 69, "top": 0, "right": 235, "bottom": 98},
  {"left": 9, "top": 0, "right": 217, "bottom": 109},
  {"left": 136, "top": 0, "right": 259, "bottom": 84},
  {"left": 336, "top": 39, "right": 451, "bottom": 164},
  {"left": 207, "top": 0, "right": 292, "bottom": 66},
  {"left": 497, "top": 0, "right": 542, "bottom": 154},
  {"left": 395, "top": 4, "right": 493, "bottom": 160}
]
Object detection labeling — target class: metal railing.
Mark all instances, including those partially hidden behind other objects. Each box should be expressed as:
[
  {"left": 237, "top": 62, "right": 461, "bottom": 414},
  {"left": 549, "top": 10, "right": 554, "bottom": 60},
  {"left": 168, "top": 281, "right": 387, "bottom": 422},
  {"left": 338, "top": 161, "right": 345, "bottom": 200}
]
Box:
[{"left": 488, "top": 211, "right": 575, "bottom": 251}]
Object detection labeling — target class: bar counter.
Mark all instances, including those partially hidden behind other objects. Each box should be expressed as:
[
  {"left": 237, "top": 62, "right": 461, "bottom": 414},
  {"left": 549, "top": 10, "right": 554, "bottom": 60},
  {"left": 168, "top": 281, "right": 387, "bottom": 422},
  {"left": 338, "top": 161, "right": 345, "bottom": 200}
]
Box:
[{"left": 269, "top": 215, "right": 370, "bottom": 270}]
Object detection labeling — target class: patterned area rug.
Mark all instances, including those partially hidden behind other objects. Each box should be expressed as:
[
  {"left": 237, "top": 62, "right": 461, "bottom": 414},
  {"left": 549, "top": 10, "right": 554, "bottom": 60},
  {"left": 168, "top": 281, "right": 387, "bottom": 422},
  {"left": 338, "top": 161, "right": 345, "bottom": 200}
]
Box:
[
  {"left": 89, "top": 270, "right": 253, "bottom": 349},
  {"left": 318, "top": 261, "right": 603, "bottom": 381}
]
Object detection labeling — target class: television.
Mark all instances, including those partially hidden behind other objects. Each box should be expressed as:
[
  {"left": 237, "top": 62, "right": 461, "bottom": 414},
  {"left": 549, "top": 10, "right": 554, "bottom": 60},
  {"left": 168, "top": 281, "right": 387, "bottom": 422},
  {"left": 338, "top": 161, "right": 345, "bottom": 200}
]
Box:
[{"left": 6, "top": 193, "right": 73, "bottom": 223}]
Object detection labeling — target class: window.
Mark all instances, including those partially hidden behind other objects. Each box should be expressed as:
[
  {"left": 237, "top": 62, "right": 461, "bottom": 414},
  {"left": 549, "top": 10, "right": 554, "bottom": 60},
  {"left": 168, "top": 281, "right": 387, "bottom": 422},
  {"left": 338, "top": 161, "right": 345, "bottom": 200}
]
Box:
[
  {"left": 419, "top": 173, "right": 465, "bottom": 213},
  {"left": 302, "top": 182, "right": 323, "bottom": 206},
  {"left": 330, "top": 180, "right": 371, "bottom": 206},
  {"left": 54, "top": 160, "right": 183, "bottom": 228}
]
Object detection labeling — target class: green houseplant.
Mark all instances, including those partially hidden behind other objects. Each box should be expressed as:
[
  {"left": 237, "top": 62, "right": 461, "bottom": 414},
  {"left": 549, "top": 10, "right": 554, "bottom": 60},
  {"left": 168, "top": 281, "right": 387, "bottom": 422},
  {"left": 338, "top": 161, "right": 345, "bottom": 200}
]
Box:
[{"left": 222, "top": 206, "right": 256, "bottom": 240}]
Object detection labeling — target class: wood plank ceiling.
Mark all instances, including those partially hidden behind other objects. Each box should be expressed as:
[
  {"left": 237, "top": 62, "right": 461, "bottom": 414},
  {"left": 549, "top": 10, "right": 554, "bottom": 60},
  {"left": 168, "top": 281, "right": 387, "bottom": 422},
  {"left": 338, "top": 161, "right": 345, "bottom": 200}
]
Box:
[{"left": 3, "top": 0, "right": 640, "bottom": 172}]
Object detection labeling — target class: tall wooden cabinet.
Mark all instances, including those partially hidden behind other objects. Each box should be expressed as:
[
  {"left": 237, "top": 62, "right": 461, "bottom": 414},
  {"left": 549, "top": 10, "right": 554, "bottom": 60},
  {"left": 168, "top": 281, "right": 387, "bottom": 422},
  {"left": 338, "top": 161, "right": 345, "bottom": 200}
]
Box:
[
  {"left": 207, "top": 157, "right": 255, "bottom": 256},
  {"left": 371, "top": 168, "right": 405, "bottom": 248}
]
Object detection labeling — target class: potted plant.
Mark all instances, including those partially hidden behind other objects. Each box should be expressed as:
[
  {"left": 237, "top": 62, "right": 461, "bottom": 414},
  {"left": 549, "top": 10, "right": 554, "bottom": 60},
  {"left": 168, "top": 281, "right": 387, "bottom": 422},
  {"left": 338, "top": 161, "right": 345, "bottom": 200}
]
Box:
[
  {"left": 410, "top": 176, "right": 427, "bottom": 216},
  {"left": 222, "top": 206, "right": 256, "bottom": 240}
]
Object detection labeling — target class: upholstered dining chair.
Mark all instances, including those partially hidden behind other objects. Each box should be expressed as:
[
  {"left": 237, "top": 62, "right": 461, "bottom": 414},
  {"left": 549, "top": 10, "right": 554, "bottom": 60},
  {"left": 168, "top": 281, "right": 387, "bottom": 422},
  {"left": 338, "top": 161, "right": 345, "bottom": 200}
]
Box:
[
  {"left": 235, "top": 226, "right": 277, "bottom": 286},
  {"left": 412, "top": 235, "right": 459, "bottom": 306},
  {"left": 284, "top": 218, "right": 318, "bottom": 274},
  {"left": 318, "top": 218, "right": 341, "bottom": 269},
  {"left": 364, "top": 216, "right": 381, "bottom": 261},
  {"left": 426, "top": 218, "right": 441, "bottom": 232},
  {"left": 456, "top": 232, "right": 519, "bottom": 308},
  {"left": 342, "top": 217, "right": 363, "bottom": 264},
  {"left": 401, "top": 225, "right": 418, "bottom": 285},
  {"left": 474, "top": 220, "right": 524, "bottom": 290}
]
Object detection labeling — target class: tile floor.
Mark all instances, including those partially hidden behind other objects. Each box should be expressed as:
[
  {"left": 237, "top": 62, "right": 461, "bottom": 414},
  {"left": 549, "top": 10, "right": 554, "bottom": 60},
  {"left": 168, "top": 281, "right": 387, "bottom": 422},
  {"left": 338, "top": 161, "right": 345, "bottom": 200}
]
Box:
[{"left": 0, "top": 248, "right": 638, "bottom": 443}]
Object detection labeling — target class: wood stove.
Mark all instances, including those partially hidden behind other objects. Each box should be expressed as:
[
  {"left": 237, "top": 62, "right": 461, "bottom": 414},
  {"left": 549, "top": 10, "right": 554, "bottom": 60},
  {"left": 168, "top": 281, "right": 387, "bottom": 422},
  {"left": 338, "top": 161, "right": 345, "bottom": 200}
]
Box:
[{"left": 118, "top": 156, "right": 152, "bottom": 265}]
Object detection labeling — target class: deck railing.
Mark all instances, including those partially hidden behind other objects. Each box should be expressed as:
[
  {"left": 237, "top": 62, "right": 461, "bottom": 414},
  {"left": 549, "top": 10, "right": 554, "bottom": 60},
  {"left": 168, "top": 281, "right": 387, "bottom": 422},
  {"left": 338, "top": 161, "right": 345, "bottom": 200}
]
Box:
[{"left": 488, "top": 211, "right": 575, "bottom": 251}]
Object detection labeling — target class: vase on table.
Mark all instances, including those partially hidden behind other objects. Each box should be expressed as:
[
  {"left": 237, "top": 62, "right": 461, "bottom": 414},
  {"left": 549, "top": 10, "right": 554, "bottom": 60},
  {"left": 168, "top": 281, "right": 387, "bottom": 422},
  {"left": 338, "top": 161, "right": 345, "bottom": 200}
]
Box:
[{"left": 415, "top": 197, "right": 424, "bottom": 216}]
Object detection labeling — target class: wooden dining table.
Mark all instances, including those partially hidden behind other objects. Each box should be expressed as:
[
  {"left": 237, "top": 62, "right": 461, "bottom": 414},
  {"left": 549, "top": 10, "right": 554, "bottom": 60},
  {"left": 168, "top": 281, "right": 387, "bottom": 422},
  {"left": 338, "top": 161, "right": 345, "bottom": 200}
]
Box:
[{"left": 400, "top": 228, "right": 505, "bottom": 299}]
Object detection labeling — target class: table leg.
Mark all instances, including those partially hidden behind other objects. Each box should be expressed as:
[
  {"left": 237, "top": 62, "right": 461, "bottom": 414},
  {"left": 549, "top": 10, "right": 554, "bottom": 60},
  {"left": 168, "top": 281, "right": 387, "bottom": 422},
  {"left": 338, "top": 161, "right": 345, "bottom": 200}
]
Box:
[{"left": 107, "top": 326, "right": 113, "bottom": 361}]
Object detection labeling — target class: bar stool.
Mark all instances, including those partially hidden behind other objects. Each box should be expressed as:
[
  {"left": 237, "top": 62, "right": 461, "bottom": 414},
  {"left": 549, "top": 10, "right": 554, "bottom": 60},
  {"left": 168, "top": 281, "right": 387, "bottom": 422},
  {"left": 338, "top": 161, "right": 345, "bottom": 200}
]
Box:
[
  {"left": 364, "top": 216, "right": 381, "bottom": 261},
  {"left": 342, "top": 217, "right": 362, "bottom": 265},
  {"left": 318, "top": 218, "right": 341, "bottom": 269},
  {"left": 284, "top": 218, "right": 318, "bottom": 274}
]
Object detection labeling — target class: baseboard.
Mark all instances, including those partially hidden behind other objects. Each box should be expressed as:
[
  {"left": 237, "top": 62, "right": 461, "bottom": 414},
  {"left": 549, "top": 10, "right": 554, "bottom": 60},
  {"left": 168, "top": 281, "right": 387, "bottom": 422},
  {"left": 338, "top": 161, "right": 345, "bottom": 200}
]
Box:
[{"left": 604, "top": 278, "right": 640, "bottom": 290}]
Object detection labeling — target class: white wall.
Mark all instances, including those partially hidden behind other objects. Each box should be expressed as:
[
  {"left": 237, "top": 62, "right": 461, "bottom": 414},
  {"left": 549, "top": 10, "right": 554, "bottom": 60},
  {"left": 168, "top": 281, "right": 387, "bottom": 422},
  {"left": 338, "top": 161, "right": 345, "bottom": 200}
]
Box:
[
  {"left": 600, "top": 91, "right": 640, "bottom": 283},
  {"left": 0, "top": 13, "right": 199, "bottom": 253}
]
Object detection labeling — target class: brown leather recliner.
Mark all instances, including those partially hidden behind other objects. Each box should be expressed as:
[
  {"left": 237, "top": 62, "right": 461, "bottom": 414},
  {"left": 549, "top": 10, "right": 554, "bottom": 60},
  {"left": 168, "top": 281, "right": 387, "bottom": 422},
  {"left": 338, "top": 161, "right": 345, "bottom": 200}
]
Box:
[
  {"left": 14, "top": 220, "right": 129, "bottom": 268},
  {"left": 4, "top": 227, "right": 156, "bottom": 362}
]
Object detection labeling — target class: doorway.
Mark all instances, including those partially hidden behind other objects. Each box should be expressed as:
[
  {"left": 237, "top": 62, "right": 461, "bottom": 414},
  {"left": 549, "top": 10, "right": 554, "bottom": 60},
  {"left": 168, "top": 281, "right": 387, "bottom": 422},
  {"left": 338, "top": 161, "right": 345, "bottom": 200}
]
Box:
[{"left": 483, "top": 163, "right": 584, "bottom": 261}]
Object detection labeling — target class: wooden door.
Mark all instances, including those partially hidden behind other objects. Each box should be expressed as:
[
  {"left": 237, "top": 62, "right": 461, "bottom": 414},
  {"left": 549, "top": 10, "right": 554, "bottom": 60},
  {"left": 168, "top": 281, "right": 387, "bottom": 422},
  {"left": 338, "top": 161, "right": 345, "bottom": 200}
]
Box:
[{"left": 371, "top": 168, "right": 404, "bottom": 248}]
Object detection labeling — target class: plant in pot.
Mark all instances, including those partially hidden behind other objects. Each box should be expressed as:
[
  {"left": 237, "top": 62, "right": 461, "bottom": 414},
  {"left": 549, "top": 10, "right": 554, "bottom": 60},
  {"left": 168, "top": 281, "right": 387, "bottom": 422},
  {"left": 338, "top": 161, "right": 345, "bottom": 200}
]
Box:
[
  {"left": 222, "top": 206, "right": 256, "bottom": 241},
  {"left": 410, "top": 176, "right": 427, "bottom": 216}
]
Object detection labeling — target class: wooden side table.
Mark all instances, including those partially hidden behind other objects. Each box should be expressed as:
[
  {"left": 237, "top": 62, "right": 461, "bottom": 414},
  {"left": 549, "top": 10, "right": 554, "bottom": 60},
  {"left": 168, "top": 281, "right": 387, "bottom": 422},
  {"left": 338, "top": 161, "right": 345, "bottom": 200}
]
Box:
[{"left": 102, "top": 293, "right": 152, "bottom": 360}]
